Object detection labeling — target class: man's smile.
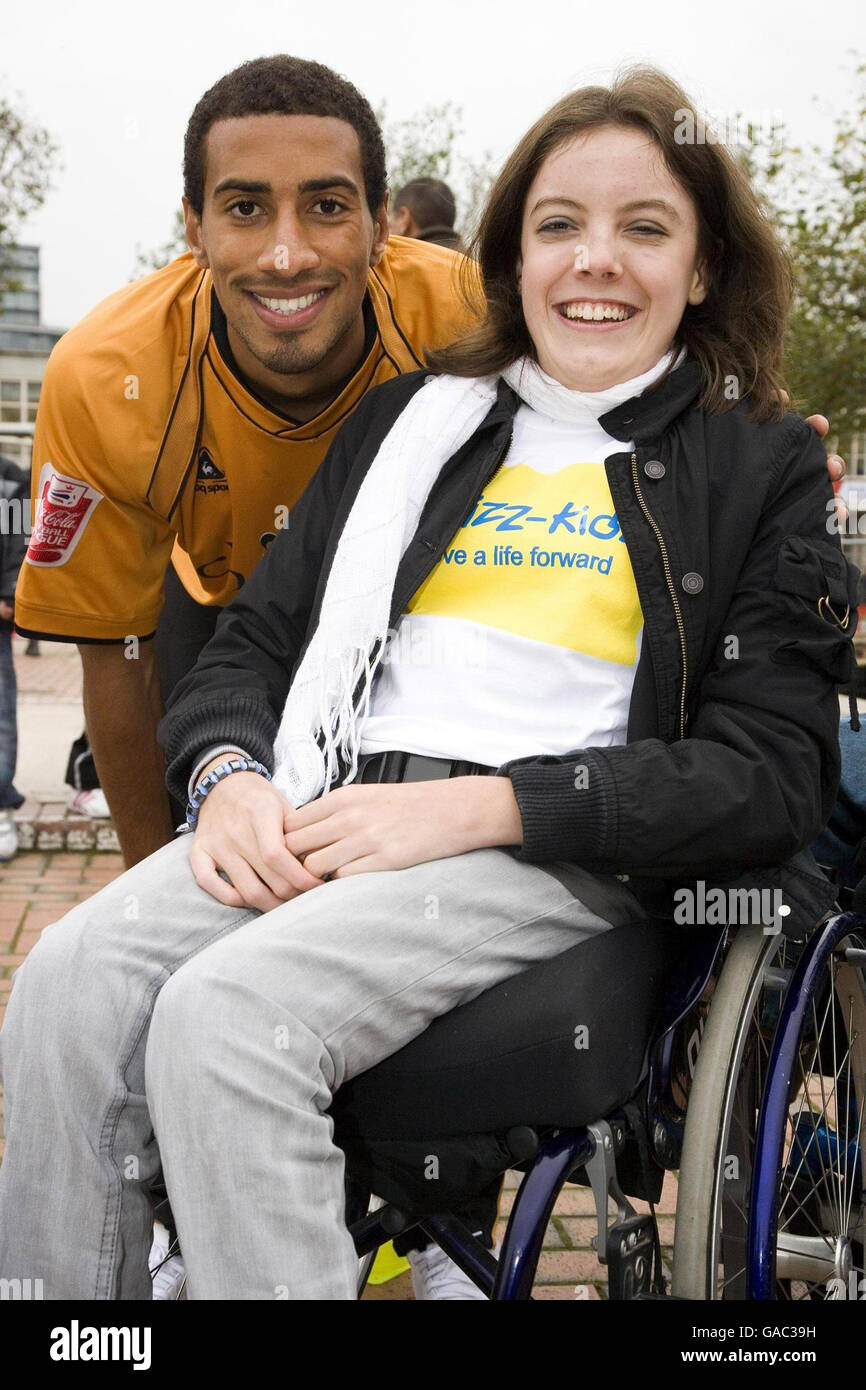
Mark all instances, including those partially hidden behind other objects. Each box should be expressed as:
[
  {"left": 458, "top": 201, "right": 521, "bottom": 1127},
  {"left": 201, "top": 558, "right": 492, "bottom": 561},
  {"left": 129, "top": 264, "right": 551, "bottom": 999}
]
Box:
[{"left": 244, "top": 286, "right": 333, "bottom": 329}]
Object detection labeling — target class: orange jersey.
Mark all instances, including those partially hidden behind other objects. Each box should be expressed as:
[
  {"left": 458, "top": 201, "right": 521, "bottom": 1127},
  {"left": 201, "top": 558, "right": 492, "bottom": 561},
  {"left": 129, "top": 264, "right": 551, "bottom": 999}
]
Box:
[{"left": 16, "top": 240, "right": 476, "bottom": 640}]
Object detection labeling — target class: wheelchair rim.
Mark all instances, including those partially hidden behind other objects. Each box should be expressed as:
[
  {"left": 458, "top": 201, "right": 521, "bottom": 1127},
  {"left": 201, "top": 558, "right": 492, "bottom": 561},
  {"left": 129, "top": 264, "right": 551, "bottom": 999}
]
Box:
[
  {"left": 672, "top": 924, "right": 783, "bottom": 1298},
  {"left": 749, "top": 912, "right": 866, "bottom": 1300}
]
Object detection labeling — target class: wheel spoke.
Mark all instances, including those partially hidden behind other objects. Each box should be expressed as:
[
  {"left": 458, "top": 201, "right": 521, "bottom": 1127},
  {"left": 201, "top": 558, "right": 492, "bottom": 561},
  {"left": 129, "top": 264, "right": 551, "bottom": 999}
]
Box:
[
  {"left": 779, "top": 972, "right": 855, "bottom": 1247},
  {"left": 777, "top": 1025, "right": 826, "bottom": 1225},
  {"left": 843, "top": 1082, "right": 866, "bottom": 1238},
  {"left": 842, "top": 990, "right": 853, "bottom": 1231},
  {"left": 827, "top": 959, "right": 844, "bottom": 1233},
  {"left": 809, "top": 994, "right": 840, "bottom": 1232}
]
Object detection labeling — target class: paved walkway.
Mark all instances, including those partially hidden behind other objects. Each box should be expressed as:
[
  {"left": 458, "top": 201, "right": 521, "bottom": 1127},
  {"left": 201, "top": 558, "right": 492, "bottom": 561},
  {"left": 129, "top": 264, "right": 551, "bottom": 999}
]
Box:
[
  {"left": 11, "top": 635, "right": 84, "bottom": 796},
  {"left": 11, "top": 635, "right": 118, "bottom": 849}
]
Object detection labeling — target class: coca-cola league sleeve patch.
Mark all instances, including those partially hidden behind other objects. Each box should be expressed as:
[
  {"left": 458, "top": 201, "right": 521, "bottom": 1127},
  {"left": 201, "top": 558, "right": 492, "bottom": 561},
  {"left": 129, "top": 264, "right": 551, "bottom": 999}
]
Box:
[{"left": 26, "top": 463, "right": 104, "bottom": 567}]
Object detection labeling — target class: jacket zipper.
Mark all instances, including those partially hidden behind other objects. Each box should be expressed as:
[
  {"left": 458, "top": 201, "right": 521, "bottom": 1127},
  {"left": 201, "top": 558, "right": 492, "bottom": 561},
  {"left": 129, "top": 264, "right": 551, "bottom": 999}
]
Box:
[{"left": 630, "top": 450, "right": 689, "bottom": 740}]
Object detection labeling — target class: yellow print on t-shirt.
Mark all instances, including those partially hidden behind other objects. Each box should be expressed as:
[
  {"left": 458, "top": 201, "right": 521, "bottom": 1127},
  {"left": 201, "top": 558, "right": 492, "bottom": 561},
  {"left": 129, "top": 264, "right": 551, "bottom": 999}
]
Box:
[{"left": 408, "top": 463, "right": 642, "bottom": 664}]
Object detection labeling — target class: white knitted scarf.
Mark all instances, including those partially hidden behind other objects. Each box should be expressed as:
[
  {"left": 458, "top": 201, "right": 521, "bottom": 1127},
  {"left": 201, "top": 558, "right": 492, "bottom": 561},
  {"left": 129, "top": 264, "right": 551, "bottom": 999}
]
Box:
[{"left": 271, "top": 350, "right": 678, "bottom": 807}]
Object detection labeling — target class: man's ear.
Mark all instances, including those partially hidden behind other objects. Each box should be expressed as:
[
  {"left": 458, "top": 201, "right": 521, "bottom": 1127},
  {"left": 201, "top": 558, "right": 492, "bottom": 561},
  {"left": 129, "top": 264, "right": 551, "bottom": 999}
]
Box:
[
  {"left": 370, "top": 203, "right": 390, "bottom": 267},
  {"left": 182, "top": 196, "right": 209, "bottom": 270}
]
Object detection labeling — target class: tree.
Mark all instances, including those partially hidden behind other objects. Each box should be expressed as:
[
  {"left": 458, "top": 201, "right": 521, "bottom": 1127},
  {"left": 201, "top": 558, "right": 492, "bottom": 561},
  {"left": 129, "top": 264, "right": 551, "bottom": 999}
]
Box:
[
  {"left": 737, "top": 59, "right": 866, "bottom": 453},
  {"left": 131, "top": 207, "right": 187, "bottom": 277},
  {"left": 0, "top": 89, "right": 59, "bottom": 294}
]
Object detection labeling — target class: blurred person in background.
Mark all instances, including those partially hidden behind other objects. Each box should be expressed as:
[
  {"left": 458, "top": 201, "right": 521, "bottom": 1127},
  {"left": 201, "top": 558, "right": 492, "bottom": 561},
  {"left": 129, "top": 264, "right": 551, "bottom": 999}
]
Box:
[
  {"left": 0, "top": 454, "right": 29, "bottom": 860},
  {"left": 389, "top": 177, "right": 465, "bottom": 251}
]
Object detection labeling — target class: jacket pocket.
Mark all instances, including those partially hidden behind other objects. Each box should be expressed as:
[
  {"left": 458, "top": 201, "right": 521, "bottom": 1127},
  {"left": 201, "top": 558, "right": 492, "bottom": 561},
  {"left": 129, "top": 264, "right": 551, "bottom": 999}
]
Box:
[{"left": 771, "top": 537, "right": 860, "bottom": 682}]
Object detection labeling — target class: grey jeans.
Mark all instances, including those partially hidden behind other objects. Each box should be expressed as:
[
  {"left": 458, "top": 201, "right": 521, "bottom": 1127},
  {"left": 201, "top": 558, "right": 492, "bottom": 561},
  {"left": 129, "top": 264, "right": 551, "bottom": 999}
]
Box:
[{"left": 0, "top": 832, "right": 644, "bottom": 1300}]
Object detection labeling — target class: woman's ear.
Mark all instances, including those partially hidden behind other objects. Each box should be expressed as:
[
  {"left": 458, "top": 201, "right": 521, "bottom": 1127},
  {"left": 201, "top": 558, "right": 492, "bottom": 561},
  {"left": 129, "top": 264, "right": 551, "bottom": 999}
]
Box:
[
  {"left": 515, "top": 256, "right": 523, "bottom": 292},
  {"left": 688, "top": 260, "right": 708, "bottom": 306}
]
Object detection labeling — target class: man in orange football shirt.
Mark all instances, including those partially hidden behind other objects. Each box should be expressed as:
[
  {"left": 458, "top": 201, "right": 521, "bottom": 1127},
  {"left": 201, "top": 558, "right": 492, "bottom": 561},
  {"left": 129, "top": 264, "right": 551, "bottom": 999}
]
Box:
[{"left": 15, "top": 55, "right": 475, "bottom": 866}]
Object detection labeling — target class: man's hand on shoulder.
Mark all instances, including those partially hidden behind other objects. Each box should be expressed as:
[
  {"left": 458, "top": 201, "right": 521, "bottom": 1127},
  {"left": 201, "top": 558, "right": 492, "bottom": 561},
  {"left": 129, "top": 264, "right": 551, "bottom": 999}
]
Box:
[{"left": 805, "top": 411, "right": 847, "bottom": 526}]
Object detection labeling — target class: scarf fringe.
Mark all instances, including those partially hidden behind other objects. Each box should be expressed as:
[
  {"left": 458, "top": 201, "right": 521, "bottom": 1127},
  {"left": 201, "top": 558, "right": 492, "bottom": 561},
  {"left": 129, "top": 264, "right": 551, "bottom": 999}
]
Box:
[{"left": 271, "top": 373, "right": 500, "bottom": 806}]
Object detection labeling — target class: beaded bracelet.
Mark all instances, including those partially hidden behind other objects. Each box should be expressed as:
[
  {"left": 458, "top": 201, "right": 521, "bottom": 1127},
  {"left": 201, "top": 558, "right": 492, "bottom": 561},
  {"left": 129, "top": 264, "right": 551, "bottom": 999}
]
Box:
[{"left": 185, "top": 757, "right": 272, "bottom": 830}]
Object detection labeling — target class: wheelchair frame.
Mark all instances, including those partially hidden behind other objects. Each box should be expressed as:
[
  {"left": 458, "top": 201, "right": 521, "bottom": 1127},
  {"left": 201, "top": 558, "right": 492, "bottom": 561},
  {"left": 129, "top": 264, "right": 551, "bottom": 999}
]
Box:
[
  {"left": 346, "top": 894, "right": 866, "bottom": 1302},
  {"left": 147, "top": 891, "right": 866, "bottom": 1301}
]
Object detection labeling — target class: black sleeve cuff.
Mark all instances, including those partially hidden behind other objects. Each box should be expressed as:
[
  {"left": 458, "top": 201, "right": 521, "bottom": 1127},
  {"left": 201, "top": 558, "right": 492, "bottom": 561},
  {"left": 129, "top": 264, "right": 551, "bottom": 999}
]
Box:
[
  {"left": 498, "top": 748, "right": 614, "bottom": 865},
  {"left": 160, "top": 693, "right": 279, "bottom": 808}
]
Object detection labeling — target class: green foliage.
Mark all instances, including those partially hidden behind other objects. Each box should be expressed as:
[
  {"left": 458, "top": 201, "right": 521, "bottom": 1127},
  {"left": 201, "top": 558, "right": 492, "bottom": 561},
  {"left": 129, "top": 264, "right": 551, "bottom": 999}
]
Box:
[
  {"left": 738, "top": 59, "right": 866, "bottom": 451},
  {"left": 131, "top": 207, "right": 188, "bottom": 277},
  {"left": 379, "top": 101, "right": 463, "bottom": 188},
  {"left": 0, "top": 89, "right": 59, "bottom": 295}
]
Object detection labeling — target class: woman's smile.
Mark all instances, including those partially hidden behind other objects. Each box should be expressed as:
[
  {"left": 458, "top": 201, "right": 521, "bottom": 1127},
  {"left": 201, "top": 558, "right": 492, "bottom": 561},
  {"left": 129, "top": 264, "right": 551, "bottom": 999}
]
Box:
[{"left": 556, "top": 297, "right": 640, "bottom": 326}]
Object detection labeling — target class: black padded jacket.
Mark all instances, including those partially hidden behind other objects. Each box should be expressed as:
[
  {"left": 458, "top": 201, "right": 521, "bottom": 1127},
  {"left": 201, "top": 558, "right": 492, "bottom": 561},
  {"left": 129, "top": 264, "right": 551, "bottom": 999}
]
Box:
[{"left": 159, "top": 360, "right": 861, "bottom": 939}]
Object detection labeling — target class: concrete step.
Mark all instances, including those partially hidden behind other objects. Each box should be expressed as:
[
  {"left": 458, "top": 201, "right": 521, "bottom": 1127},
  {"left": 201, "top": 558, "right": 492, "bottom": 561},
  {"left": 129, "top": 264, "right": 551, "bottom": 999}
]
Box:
[{"left": 13, "top": 799, "right": 120, "bottom": 853}]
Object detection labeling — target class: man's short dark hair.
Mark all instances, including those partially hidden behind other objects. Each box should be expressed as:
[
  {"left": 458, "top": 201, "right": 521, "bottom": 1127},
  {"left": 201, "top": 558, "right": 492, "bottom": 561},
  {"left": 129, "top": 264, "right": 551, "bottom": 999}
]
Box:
[
  {"left": 184, "top": 55, "right": 387, "bottom": 217},
  {"left": 393, "top": 178, "right": 457, "bottom": 232}
]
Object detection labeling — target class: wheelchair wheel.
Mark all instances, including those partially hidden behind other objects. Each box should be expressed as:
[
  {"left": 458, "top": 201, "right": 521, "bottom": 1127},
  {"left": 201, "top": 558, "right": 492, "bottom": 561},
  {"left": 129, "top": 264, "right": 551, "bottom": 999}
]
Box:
[
  {"left": 673, "top": 916, "right": 866, "bottom": 1299},
  {"left": 749, "top": 914, "right": 866, "bottom": 1299},
  {"left": 672, "top": 923, "right": 784, "bottom": 1298}
]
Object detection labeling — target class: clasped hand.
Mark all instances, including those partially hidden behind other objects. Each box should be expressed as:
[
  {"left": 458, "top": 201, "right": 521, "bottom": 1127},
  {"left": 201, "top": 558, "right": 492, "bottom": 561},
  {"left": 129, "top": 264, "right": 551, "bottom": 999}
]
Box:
[{"left": 189, "top": 769, "right": 522, "bottom": 911}]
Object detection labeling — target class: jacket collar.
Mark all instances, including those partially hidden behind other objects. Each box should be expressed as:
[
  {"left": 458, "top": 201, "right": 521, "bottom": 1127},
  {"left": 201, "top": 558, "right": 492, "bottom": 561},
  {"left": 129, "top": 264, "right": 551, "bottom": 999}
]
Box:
[
  {"left": 485, "top": 353, "right": 704, "bottom": 440},
  {"left": 599, "top": 356, "right": 704, "bottom": 442}
]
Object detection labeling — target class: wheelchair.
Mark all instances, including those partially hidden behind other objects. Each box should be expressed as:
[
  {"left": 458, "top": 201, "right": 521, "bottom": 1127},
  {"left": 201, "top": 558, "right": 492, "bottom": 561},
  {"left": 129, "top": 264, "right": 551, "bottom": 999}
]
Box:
[
  {"left": 334, "top": 876, "right": 866, "bottom": 1302},
  {"left": 149, "top": 876, "right": 866, "bottom": 1301}
]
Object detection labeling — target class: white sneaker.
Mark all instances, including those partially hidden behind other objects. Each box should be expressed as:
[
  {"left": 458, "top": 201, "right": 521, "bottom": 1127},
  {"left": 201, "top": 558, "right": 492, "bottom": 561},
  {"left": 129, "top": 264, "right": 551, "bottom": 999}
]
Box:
[
  {"left": 407, "top": 1243, "right": 489, "bottom": 1300},
  {"left": 0, "top": 809, "right": 18, "bottom": 862},
  {"left": 68, "top": 788, "right": 111, "bottom": 819},
  {"left": 149, "top": 1225, "right": 187, "bottom": 1300}
]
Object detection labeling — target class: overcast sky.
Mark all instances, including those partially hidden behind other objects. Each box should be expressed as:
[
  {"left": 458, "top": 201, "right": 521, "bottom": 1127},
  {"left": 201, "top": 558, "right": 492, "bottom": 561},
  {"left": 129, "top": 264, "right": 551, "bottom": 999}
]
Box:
[{"left": 5, "top": 0, "right": 862, "bottom": 328}]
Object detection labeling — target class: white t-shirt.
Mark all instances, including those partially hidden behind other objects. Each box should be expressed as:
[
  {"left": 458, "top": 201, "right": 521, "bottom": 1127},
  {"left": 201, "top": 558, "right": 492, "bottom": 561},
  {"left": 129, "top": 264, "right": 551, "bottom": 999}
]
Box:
[{"left": 359, "top": 353, "right": 677, "bottom": 766}]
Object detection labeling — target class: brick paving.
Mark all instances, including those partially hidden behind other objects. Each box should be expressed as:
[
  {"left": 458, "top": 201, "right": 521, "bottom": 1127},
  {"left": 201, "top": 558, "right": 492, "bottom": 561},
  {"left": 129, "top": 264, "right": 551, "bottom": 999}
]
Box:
[
  {"left": 0, "top": 847, "right": 679, "bottom": 1300},
  {"left": 12, "top": 634, "right": 83, "bottom": 701}
]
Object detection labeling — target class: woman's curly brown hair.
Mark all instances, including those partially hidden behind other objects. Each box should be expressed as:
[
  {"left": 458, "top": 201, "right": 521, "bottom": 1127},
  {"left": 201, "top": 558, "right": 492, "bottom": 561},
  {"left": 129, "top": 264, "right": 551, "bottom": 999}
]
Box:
[{"left": 431, "top": 66, "right": 793, "bottom": 421}]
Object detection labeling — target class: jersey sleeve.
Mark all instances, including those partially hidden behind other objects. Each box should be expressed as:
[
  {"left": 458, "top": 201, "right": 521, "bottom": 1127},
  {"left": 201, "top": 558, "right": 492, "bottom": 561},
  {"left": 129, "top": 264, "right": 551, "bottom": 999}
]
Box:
[{"left": 13, "top": 339, "right": 176, "bottom": 642}]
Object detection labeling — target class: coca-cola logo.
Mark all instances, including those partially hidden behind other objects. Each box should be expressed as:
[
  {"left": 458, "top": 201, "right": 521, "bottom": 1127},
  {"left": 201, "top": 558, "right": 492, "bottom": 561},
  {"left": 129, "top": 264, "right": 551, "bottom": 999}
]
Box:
[{"left": 25, "top": 463, "right": 104, "bottom": 567}]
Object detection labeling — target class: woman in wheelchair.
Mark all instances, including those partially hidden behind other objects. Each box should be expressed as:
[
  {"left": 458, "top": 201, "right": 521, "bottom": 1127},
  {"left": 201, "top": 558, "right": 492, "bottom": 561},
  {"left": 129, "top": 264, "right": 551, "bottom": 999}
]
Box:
[{"left": 0, "top": 65, "right": 859, "bottom": 1301}]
